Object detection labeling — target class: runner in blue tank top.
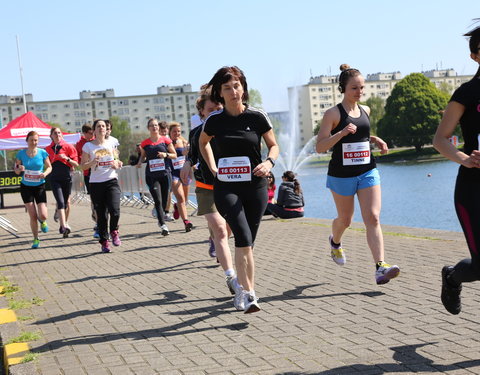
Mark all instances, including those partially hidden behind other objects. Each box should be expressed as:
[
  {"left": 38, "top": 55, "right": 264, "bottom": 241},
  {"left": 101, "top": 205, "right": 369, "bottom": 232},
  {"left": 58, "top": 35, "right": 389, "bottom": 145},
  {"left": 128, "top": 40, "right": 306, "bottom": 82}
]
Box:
[{"left": 316, "top": 64, "right": 400, "bottom": 285}]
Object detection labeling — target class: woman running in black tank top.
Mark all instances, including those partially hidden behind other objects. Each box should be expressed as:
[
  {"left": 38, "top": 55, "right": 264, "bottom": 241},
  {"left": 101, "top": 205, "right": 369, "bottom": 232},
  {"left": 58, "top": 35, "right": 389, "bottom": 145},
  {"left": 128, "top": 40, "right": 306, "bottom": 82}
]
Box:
[
  {"left": 433, "top": 22, "right": 480, "bottom": 315},
  {"left": 316, "top": 64, "right": 400, "bottom": 285}
]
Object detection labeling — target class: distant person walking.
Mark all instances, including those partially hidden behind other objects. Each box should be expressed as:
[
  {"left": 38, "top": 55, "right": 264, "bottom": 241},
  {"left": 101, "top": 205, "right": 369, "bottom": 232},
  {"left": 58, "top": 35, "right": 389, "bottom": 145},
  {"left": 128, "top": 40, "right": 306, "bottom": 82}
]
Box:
[
  {"left": 14, "top": 131, "right": 52, "bottom": 248},
  {"left": 433, "top": 22, "right": 480, "bottom": 315},
  {"left": 266, "top": 171, "right": 304, "bottom": 219},
  {"left": 46, "top": 127, "right": 79, "bottom": 238},
  {"left": 81, "top": 119, "right": 123, "bottom": 253},
  {"left": 316, "top": 64, "right": 400, "bottom": 285}
]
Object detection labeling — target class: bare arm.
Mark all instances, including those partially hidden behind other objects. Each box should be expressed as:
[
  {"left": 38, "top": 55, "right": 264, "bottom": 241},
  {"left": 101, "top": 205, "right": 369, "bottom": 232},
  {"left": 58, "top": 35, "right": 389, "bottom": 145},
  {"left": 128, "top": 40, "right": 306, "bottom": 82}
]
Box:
[
  {"left": 136, "top": 147, "right": 146, "bottom": 168},
  {"left": 253, "top": 129, "right": 279, "bottom": 177},
  {"left": 41, "top": 157, "right": 52, "bottom": 179},
  {"left": 433, "top": 101, "right": 480, "bottom": 168},
  {"left": 80, "top": 150, "right": 97, "bottom": 171}
]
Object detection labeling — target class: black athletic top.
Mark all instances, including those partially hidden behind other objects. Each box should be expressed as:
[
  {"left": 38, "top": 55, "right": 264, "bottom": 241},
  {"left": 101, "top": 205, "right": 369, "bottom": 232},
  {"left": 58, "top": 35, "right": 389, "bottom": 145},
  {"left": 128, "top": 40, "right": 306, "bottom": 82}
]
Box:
[
  {"left": 187, "top": 125, "right": 216, "bottom": 186},
  {"left": 451, "top": 78, "right": 480, "bottom": 182},
  {"left": 140, "top": 136, "right": 172, "bottom": 178},
  {"left": 328, "top": 104, "right": 376, "bottom": 178},
  {"left": 203, "top": 105, "right": 272, "bottom": 183}
]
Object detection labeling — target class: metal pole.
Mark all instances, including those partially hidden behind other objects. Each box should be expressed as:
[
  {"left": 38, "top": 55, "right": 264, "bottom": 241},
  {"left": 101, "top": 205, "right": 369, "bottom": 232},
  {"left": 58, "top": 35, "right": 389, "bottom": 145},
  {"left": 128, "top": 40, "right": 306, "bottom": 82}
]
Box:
[{"left": 16, "top": 35, "right": 27, "bottom": 114}]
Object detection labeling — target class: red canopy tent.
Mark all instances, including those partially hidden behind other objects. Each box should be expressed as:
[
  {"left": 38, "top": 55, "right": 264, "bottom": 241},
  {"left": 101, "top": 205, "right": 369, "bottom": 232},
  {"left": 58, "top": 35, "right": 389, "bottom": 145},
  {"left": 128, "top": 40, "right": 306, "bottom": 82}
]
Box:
[{"left": 0, "top": 112, "right": 80, "bottom": 150}]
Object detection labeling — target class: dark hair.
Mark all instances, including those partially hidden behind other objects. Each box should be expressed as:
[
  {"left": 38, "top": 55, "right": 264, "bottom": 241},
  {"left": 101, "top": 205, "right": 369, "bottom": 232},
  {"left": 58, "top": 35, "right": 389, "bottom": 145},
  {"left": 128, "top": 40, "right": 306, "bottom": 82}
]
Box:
[
  {"left": 50, "top": 127, "right": 61, "bottom": 138},
  {"left": 267, "top": 172, "right": 276, "bottom": 187},
  {"left": 338, "top": 64, "right": 361, "bottom": 93},
  {"left": 465, "top": 20, "right": 480, "bottom": 79},
  {"left": 81, "top": 123, "right": 93, "bottom": 133},
  {"left": 282, "top": 170, "right": 302, "bottom": 195},
  {"left": 147, "top": 118, "right": 157, "bottom": 128},
  {"left": 92, "top": 119, "right": 106, "bottom": 130},
  {"left": 25, "top": 130, "right": 38, "bottom": 142},
  {"left": 196, "top": 84, "right": 212, "bottom": 115},
  {"left": 208, "top": 66, "right": 249, "bottom": 105},
  {"left": 105, "top": 119, "right": 112, "bottom": 130},
  {"left": 159, "top": 121, "right": 168, "bottom": 131}
]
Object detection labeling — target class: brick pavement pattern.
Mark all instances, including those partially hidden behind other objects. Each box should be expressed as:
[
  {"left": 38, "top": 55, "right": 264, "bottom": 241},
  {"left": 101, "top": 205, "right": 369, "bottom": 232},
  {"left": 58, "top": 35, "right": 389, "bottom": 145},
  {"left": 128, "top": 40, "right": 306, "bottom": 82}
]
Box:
[{"left": 1, "top": 192, "right": 480, "bottom": 374}]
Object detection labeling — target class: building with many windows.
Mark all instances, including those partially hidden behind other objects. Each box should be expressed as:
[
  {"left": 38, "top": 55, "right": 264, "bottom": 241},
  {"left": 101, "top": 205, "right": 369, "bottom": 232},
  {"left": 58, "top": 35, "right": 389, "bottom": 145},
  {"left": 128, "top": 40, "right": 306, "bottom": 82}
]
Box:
[
  {"left": 0, "top": 84, "right": 199, "bottom": 136},
  {"left": 289, "top": 69, "right": 473, "bottom": 145}
]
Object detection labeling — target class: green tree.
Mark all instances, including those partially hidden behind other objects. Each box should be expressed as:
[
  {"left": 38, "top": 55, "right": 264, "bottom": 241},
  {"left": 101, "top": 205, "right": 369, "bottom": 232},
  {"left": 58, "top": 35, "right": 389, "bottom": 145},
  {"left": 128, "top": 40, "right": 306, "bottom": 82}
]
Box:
[
  {"left": 377, "top": 73, "right": 449, "bottom": 152},
  {"left": 108, "top": 116, "right": 144, "bottom": 164},
  {"left": 313, "top": 120, "right": 321, "bottom": 136},
  {"left": 363, "top": 96, "right": 385, "bottom": 135},
  {"left": 248, "top": 89, "right": 263, "bottom": 108}
]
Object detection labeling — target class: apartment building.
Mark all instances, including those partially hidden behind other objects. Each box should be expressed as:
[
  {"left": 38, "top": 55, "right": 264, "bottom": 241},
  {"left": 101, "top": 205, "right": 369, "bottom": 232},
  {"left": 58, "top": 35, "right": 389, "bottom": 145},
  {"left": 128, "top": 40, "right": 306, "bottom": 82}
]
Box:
[
  {"left": 0, "top": 84, "right": 198, "bottom": 136},
  {"left": 290, "top": 69, "right": 473, "bottom": 145}
]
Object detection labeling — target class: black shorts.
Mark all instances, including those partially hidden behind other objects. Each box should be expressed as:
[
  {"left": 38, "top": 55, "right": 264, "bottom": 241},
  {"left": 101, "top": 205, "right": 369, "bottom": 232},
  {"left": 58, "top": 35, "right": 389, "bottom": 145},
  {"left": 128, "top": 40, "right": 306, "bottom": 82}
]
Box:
[{"left": 20, "top": 183, "right": 47, "bottom": 204}]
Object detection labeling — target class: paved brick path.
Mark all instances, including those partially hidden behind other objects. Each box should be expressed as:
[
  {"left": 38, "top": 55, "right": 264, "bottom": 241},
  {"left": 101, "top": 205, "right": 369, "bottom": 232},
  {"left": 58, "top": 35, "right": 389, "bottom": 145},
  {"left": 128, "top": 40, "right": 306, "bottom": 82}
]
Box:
[{"left": 1, "top": 192, "right": 480, "bottom": 375}]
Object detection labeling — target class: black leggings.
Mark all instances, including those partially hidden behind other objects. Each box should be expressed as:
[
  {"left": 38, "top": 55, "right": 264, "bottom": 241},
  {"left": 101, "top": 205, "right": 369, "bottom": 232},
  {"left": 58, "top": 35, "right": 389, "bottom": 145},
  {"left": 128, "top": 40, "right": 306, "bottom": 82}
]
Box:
[
  {"left": 90, "top": 179, "right": 121, "bottom": 243},
  {"left": 266, "top": 203, "right": 304, "bottom": 219},
  {"left": 51, "top": 178, "right": 72, "bottom": 210},
  {"left": 214, "top": 179, "right": 268, "bottom": 248},
  {"left": 450, "top": 174, "right": 480, "bottom": 285},
  {"left": 146, "top": 175, "right": 170, "bottom": 225}
]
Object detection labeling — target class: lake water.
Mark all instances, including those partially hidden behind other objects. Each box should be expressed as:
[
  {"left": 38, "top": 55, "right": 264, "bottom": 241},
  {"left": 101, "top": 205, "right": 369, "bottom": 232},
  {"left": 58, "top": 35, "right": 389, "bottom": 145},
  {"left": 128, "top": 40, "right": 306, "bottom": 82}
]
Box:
[{"left": 276, "top": 160, "right": 462, "bottom": 233}]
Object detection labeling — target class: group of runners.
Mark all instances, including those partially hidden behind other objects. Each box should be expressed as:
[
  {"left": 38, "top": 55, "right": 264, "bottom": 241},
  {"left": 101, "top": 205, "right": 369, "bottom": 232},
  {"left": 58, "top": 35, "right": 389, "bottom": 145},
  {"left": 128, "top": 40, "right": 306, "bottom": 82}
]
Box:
[{"left": 12, "top": 21, "right": 480, "bottom": 314}]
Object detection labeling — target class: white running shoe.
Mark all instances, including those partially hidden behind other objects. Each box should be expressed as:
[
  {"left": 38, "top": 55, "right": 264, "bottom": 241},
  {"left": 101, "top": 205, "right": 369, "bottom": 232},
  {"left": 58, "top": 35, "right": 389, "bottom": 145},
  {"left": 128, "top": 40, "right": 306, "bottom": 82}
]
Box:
[
  {"left": 233, "top": 286, "right": 245, "bottom": 311},
  {"left": 164, "top": 213, "right": 175, "bottom": 222},
  {"left": 159, "top": 223, "right": 169, "bottom": 236},
  {"left": 226, "top": 275, "right": 236, "bottom": 295},
  {"left": 244, "top": 291, "right": 261, "bottom": 314}
]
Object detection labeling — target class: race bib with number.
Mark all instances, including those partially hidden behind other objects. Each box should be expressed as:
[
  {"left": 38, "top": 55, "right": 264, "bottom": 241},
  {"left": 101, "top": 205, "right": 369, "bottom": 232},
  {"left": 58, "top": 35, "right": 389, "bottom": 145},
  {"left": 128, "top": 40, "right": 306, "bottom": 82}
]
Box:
[
  {"left": 23, "top": 169, "right": 42, "bottom": 183},
  {"left": 149, "top": 158, "right": 166, "bottom": 172},
  {"left": 173, "top": 156, "right": 185, "bottom": 170},
  {"left": 217, "top": 156, "right": 251, "bottom": 182},
  {"left": 98, "top": 155, "right": 114, "bottom": 169},
  {"left": 342, "top": 141, "right": 371, "bottom": 166}
]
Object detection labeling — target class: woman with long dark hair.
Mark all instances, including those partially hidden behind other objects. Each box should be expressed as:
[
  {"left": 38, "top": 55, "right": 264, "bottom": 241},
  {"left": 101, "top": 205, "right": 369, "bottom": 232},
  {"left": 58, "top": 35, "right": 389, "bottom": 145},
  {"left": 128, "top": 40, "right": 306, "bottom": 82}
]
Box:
[
  {"left": 433, "top": 21, "right": 480, "bottom": 315},
  {"left": 80, "top": 120, "right": 123, "bottom": 253},
  {"left": 200, "top": 66, "right": 279, "bottom": 313},
  {"left": 266, "top": 171, "right": 304, "bottom": 219},
  {"left": 46, "top": 127, "right": 79, "bottom": 237}
]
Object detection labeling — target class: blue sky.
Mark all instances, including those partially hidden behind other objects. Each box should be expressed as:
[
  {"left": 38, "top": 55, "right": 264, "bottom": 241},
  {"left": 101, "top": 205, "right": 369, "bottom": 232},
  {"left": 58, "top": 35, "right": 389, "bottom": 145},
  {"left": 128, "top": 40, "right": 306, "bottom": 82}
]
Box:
[{"left": 0, "top": 0, "right": 478, "bottom": 113}]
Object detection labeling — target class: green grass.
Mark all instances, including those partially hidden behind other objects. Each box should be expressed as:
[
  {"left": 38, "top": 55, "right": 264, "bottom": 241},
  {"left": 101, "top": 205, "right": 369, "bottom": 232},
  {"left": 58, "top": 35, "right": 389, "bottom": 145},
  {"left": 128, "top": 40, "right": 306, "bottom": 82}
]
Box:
[
  {"left": 17, "top": 315, "right": 34, "bottom": 321},
  {"left": 7, "top": 331, "right": 41, "bottom": 344},
  {"left": 8, "top": 299, "right": 32, "bottom": 310},
  {"left": 21, "top": 352, "right": 39, "bottom": 363},
  {"left": 31, "top": 297, "right": 45, "bottom": 306}
]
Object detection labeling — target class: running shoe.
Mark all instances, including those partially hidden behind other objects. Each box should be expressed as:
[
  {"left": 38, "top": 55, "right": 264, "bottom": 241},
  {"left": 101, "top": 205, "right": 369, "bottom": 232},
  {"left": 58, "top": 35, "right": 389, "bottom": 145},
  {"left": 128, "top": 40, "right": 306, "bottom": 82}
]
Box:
[
  {"left": 53, "top": 208, "right": 59, "bottom": 222},
  {"left": 164, "top": 213, "right": 175, "bottom": 222},
  {"left": 244, "top": 291, "right": 261, "bottom": 314},
  {"left": 226, "top": 275, "right": 236, "bottom": 295},
  {"left": 31, "top": 238, "right": 40, "bottom": 249},
  {"left": 208, "top": 237, "right": 216, "bottom": 258},
  {"left": 101, "top": 240, "right": 111, "bottom": 253},
  {"left": 110, "top": 230, "right": 121, "bottom": 246},
  {"left": 173, "top": 203, "right": 180, "bottom": 220},
  {"left": 184, "top": 220, "right": 193, "bottom": 233},
  {"left": 59, "top": 226, "right": 65, "bottom": 234},
  {"left": 329, "top": 235, "right": 345, "bottom": 265},
  {"left": 40, "top": 221, "right": 49, "bottom": 233},
  {"left": 233, "top": 286, "right": 245, "bottom": 311},
  {"left": 152, "top": 207, "right": 157, "bottom": 218},
  {"left": 93, "top": 225, "right": 100, "bottom": 239},
  {"left": 63, "top": 226, "right": 71, "bottom": 239},
  {"left": 375, "top": 262, "right": 400, "bottom": 285},
  {"left": 159, "top": 223, "right": 169, "bottom": 236},
  {"left": 441, "top": 265, "right": 462, "bottom": 315}
]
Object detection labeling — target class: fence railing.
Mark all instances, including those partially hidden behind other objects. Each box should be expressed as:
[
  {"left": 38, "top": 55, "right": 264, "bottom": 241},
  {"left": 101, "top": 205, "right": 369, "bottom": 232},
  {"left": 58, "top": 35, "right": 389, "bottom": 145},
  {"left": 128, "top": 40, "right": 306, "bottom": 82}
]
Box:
[{"left": 71, "top": 165, "right": 197, "bottom": 214}]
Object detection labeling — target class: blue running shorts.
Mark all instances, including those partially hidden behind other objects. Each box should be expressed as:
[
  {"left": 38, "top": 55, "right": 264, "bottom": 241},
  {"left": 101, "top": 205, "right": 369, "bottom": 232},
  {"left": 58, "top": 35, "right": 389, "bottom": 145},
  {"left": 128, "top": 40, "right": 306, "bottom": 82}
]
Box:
[{"left": 326, "top": 168, "right": 381, "bottom": 196}]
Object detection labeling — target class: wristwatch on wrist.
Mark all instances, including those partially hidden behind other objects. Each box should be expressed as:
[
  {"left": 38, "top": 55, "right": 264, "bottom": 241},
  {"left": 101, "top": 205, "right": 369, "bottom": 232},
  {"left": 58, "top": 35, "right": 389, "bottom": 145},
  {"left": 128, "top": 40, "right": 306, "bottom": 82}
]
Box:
[{"left": 266, "top": 157, "right": 275, "bottom": 167}]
